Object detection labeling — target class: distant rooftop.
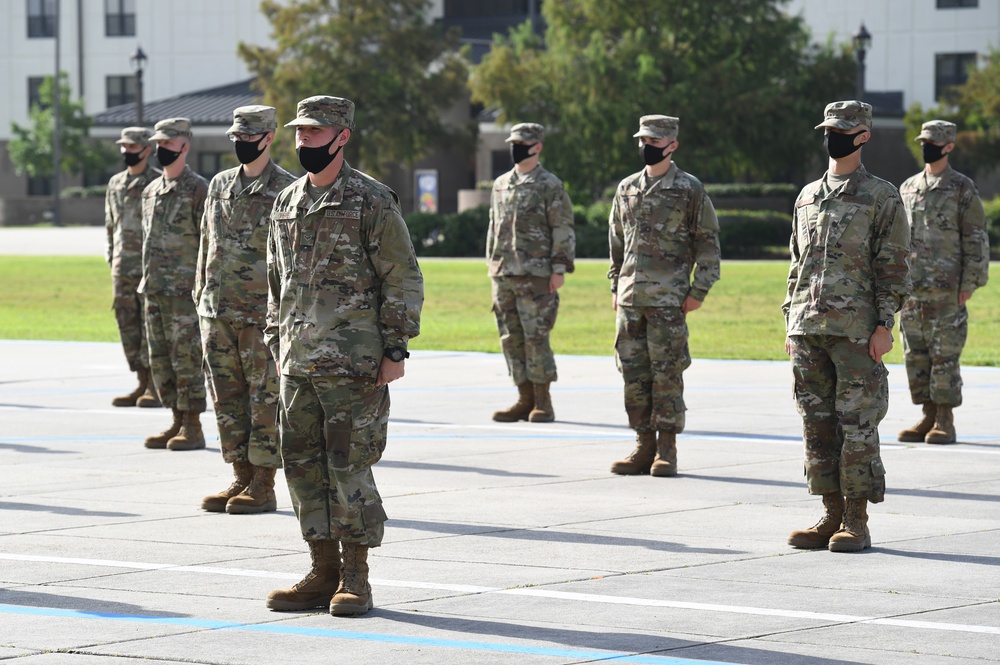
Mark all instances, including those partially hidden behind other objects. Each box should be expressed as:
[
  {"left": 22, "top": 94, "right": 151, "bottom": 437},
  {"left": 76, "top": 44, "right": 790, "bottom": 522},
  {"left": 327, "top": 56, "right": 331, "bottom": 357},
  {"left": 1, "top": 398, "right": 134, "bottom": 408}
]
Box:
[{"left": 93, "top": 79, "right": 259, "bottom": 127}]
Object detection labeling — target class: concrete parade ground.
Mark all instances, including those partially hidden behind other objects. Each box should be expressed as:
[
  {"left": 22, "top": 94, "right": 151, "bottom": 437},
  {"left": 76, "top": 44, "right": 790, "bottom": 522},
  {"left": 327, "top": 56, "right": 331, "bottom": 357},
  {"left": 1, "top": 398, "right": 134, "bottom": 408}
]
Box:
[
  {"left": 0, "top": 228, "right": 998, "bottom": 664},
  {"left": 1, "top": 339, "right": 998, "bottom": 665}
]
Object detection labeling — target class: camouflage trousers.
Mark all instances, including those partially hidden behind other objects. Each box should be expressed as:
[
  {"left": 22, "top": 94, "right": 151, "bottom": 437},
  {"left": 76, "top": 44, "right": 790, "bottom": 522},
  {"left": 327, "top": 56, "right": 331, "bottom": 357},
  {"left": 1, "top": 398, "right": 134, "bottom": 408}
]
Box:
[
  {"left": 144, "top": 294, "right": 207, "bottom": 413},
  {"left": 278, "top": 374, "right": 389, "bottom": 547},
  {"left": 200, "top": 317, "right": 280, "bottom": 468},
  {"left": 614, "top": 305, "right": 690, "bottom": 434},
  {"left": 491, "top": 276, "right": 559, "bottom": 385},
  {"left": 789, "top": 334, "right": 888, "bottom": 503},
  {"left": 900, "top": 292, "right": 967, "bottom": 407},
  {"left": 111, "top": 277, "right": 148, "bottom": 372}
]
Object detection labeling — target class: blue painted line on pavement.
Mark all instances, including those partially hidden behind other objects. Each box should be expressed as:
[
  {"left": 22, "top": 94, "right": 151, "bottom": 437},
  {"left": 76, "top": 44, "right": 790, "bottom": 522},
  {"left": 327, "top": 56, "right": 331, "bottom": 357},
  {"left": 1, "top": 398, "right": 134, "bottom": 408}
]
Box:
[{"left": 0, "top": 603, "right": 744, "bottom": 665}]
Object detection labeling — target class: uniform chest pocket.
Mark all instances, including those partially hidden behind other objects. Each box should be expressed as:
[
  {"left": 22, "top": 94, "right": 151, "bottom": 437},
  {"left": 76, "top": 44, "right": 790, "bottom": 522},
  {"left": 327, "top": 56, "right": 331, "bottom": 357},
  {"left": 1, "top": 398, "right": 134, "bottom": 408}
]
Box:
[{"left": 824, "top": 204, "right": 871, "bottom": 253}]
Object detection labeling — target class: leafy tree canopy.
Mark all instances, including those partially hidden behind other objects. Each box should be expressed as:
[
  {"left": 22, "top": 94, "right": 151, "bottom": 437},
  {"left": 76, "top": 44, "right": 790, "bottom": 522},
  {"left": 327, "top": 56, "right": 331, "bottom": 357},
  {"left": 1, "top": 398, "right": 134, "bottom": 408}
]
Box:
[
  {"left": 8, "top": 73, "right": 116, "bottom": 181},
  {"left": 469, "top": 0, "right": 855, "bottom": 200},
  {"left": 239, "top": 0, "right": 472, "bottom": 178},
  {"left": 904, "top": 49, "right": 1000, "bottom": 178}
]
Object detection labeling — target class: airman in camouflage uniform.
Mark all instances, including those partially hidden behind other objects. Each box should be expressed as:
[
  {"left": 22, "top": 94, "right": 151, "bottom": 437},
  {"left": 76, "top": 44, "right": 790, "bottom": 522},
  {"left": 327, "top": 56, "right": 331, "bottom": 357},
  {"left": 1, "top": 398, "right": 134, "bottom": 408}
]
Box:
[
  {"left": 105, "top": 126, "right": 161, "bottom": 409},
  {"left": 140, "top": 117, "right": 210, "bottom": 451},
  {"left": 785, "top": 101, "right": 911, "bottom": 553},
  {"left": 196, "top": 106, "right": 296, "bottom": 514},
  {"left": 487, "top": 122, "right": 575, "bottom": 423},
  {"left": 608, "top": 115, "right": 721, "bottom": 479},
  {"left": 898, "top": 120, "right": 990, "bottom": 445},
  {"left": 264, "top": 96, "right": 423, "bottom": 617}
]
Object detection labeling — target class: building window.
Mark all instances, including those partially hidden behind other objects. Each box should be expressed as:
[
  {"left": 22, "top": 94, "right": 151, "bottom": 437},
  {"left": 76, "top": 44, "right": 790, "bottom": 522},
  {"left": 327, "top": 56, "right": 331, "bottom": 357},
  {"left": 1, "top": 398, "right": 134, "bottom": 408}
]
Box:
[
  {"left": 444, "top": 0, "right": 531, "bottom": 18},
  {"left": 28, "top": 77, "right": 46, "bottom": 111},
  {"left": 27, "top": 0, "right": 57, "bottom": 38},
  {"left": 106, "top": 75, "right": 136, "bottom": 108},
  {"left": 935, "top": 52, "right": 977, "bottom": 100},
  {"left": 491, "top": 149, "right": 511, "bottom": 179},
  {"left": 937, "top": 0, "right": 977, "bottom": 7},
  {"left": 27, "top": 176, "right": 54, "bottom": 197},
  {"left": 105, "top": 0, "right": 135, "bottom": 37},
  {"left": 198, "top": 152, "right": 227, "bottom": 179}
]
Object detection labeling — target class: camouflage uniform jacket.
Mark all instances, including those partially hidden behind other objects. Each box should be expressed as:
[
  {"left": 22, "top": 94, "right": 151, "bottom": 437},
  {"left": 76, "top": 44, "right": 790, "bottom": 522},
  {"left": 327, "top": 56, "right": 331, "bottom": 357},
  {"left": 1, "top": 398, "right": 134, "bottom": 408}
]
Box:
[
  {"left": 195, "top": 160, "right": 296, "bottom": 326},
  {"left": 265, "top": 161, "right": 424, "bottom": 378},
  {"left": 487, "top": 165, "right": 575, "bottom": 276},
  {"left": 105, "top": 164, "right": 159, "bottom": 294},
  {"left": 138, "top": 164, "right": 209, "bottom": 297},
  {"left": 608, "top": 162, "right": 721, "bottom": 307},
  {"left": 784, "top": 165, "right": 911, "bottom": 338},
  {"left": 899, "top": 165, "right": 989, "bottom": 295}
]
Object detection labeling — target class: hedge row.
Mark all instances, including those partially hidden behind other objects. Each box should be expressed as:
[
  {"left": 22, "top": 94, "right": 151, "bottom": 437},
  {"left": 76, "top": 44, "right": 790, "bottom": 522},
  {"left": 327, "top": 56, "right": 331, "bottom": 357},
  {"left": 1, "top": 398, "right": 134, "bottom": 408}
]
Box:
[{"left": 404, "top": 205, "right": 793, "bottom": 259}]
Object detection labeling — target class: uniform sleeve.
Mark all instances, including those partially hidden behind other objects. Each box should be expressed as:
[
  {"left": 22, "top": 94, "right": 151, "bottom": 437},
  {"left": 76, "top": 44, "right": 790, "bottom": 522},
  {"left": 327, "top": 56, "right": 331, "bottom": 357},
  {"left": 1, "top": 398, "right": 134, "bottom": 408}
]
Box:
[
  {"left": 607, "top": 189, "right": 624, "bottom": 292},
  {"left": 264, "top": 213, "right": 281, "bottom": 363},
  {"left": 686, "top": 191, "right": 721, "bottom": 302},
  {"left": 367, "top": 197, "right": 424, "bottom": 350},
  {"left": 872, "top": 192, "right": 912, "bottom": 320},
  {"left": 548, "top": 184, "right": 575, "bottom": 273},
  {"left": 485, "top": 188, "right": 496, "bottom": 263},
  {"left": 194, "top": 197, "right": 209, "bottom": 305},
  {"left": 104, "top": 184, "right": 115, "bottom": 266},
  {"left": 959, "top": 184, "right": 990, "bottom": 292},
  {"left": 783, "top": 207, "right": 801, "bottom": 323}
]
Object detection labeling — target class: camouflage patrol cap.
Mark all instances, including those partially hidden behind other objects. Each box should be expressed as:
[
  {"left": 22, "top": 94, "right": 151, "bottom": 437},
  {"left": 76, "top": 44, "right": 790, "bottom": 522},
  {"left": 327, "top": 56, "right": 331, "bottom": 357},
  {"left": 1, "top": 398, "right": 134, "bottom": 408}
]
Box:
[
  {"left": 815, "top": 101, "right": 873, "bottom": 130},
  {"left": 284, "top": 96, "right": 356, "bottom": 130},
  {"left": 505, "top": 123, "right": 544, "bottom": 143},
  {"left": 633, "top": 115, "right": 680, "bottom": 139},
  {"left": 150, "top": 117, "right": 193, "bottom": 141},
  {"left": 916, "top": 120, "right": 957, "bottom": 144},
  {"left": 227, "top": 105, "right": 277, "bottom": 135},
  {"left": 115, "top": 126, "right": 153, "bottom": 146}
]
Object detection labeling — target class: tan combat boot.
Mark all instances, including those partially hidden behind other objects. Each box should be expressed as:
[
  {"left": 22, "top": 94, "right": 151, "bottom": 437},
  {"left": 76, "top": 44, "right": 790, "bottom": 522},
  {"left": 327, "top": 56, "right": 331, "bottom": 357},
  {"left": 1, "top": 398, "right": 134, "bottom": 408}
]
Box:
[
  {"left": 528, "top": 382, "right": 555, "bottom": 422},
  {"left": 111, "top": 370, "right": 147, "bottom": 407},
  {"left": 135, "top": 368, "right": 162, "bottom": 408},
  {"left": 267, "top": 540, "right": 341, "bottom": 611},
  {"left": 828, "top": 498, "right": 870, "bottom": 552},
  {"left": 610, "top": 432, "right": 656, "bottom": 475},
  {"left": 898, "top": 403, "right": 936, "bottom": 442},
  {"left": 329, "top": 542, "right": 373, "bottom": 616},
  {"left": 650, "top": 431, "right": 678, "bottom": 477},
  {"left": 167, "top": 411, "right": 206, "bottom": 451},
  {"left": 787, "top": 492, "right": 845, "bottom": 549},
  {"left": 144, "top": 408, "right": 183, "bottom": 449},
  {"left": 925, "top": 405, "right": 956, "bottom": 444},
  {"left": 492, "top": 382, "right": 534, "bottom": 422},
  {"left": 226, "top": 466, "right": 278, "bottom": 514},
  {"left": 200, "top": 460, "right": 253, "bottom": 512}
]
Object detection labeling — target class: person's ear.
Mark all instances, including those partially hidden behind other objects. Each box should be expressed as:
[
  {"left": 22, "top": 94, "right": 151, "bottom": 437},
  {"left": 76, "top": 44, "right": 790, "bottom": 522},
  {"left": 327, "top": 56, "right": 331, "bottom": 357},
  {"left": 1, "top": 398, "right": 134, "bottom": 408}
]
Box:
[{"left": 943, "top": 142, "right": 955, "bottom": 156}]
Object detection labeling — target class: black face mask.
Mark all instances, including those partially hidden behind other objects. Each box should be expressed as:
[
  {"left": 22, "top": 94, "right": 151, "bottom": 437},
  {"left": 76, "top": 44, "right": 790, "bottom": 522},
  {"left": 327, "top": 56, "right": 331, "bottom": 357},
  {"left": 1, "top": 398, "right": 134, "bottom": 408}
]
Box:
[
  {"left": 296, "top": 132, "right": 343, "bottom": 174},
  {"left": 122, "top": 149, "right": 146, "bottom": 167},
  {"left": 641, "top": 142, "right": 673, "bottom": 166},
  {"left": 510, "top": 143, "right": 535, "bottom": 165},
  {"left": 234, "top": 135, "right": 267, "bottom": 165},
  {"left": 156, "top": 145, "right": 183, "bottom": 167},
  {"left": 922, "top": 142, "right": 947, "bottom": 165},
  {"left": 824, "top": 131, "right": 864, "bottom": 159}
]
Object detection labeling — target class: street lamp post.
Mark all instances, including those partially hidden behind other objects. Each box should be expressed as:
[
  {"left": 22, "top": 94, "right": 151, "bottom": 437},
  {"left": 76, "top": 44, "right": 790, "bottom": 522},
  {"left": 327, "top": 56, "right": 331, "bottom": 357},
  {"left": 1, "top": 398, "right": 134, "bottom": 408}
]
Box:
[
  {"left": 852, "top": 23, "right": 872, "bottom": 100},
  {"left": 129, "top": 45, "right": 147, "bottom": 125}
]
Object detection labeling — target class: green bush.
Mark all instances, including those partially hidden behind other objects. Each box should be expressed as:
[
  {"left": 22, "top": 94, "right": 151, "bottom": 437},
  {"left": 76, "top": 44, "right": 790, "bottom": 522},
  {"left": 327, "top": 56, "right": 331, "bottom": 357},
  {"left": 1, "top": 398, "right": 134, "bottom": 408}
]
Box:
[
  {"left": 405, "top": 206, "right": 490, "bottom": 257},
  {"left": 717, "top": 210, "right": 791, "bottom": 259},
  {"left": 705, "top": 183, "right": 797, "bottom": 198},
  {"left": 62, "top": 185, "right": 107, "bottom": 198},
  {"left": 984, "top": 196, "right": 1000, "bottom": 252}
]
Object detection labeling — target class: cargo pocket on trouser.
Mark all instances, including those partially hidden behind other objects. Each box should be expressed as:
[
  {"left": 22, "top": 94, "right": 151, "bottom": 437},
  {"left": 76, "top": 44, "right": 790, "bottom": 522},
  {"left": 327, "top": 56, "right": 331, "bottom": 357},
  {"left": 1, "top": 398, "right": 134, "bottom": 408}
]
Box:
[
  {"left": 325, "top": 381, "right": 390, "bottom": 473},
  {"left": 869, "top": 457, "right": 886, "bottom": 503}
]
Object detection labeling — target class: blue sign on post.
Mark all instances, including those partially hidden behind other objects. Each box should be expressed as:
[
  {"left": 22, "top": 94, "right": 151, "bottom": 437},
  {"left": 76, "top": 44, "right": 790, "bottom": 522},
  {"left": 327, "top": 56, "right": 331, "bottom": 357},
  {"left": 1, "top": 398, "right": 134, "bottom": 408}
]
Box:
[{"left": 414, "top": 169, "right": 438, "bottom": 213}]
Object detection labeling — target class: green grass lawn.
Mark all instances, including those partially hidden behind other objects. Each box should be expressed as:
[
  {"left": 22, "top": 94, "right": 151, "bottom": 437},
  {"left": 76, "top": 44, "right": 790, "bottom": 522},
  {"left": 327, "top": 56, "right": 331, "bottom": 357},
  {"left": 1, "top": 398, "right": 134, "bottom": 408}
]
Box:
[{"left": 1, "top": 256, "right": 997, "bottom": 365}]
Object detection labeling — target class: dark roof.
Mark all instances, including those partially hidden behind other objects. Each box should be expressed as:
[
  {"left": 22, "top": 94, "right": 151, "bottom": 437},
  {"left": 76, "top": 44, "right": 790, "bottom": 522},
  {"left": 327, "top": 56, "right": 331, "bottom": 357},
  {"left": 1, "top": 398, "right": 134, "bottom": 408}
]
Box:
[{"left": 94, "top": 78, "right": 260, "bottom": 127}]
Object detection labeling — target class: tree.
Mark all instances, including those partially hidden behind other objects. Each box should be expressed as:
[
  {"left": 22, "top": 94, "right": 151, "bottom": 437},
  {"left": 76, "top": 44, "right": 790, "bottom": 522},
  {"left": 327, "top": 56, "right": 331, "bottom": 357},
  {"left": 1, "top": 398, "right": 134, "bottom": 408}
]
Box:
[
  {"left": 904, "top": 50, "right": 1000, "bottom": 178},
  {"left": 8, "top": 73, "right": 116, "bottom": 184},
  {"left": 239, "top": 0, "right": 472, "bottom": 178},
  {"left": 469, "top": 0, "right": 855, "bottom": 200}
]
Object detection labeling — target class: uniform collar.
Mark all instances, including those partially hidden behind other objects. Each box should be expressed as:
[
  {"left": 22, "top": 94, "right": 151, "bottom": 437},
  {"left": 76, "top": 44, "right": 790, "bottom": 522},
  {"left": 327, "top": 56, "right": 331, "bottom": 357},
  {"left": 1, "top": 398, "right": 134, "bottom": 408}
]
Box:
[{"left": 288, "top": 161, "right": 353, "bottom": 212}]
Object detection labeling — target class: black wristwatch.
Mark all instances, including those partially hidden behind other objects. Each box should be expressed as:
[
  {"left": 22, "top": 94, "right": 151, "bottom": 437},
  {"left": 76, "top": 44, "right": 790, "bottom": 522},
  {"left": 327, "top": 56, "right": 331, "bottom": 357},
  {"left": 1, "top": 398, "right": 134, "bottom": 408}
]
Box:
[
  {"left": 877, "top": 318, "right": 894, "bottom": 330},
  {"left": 384, "top": 347, "right": 410, "bottom": 362}
]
